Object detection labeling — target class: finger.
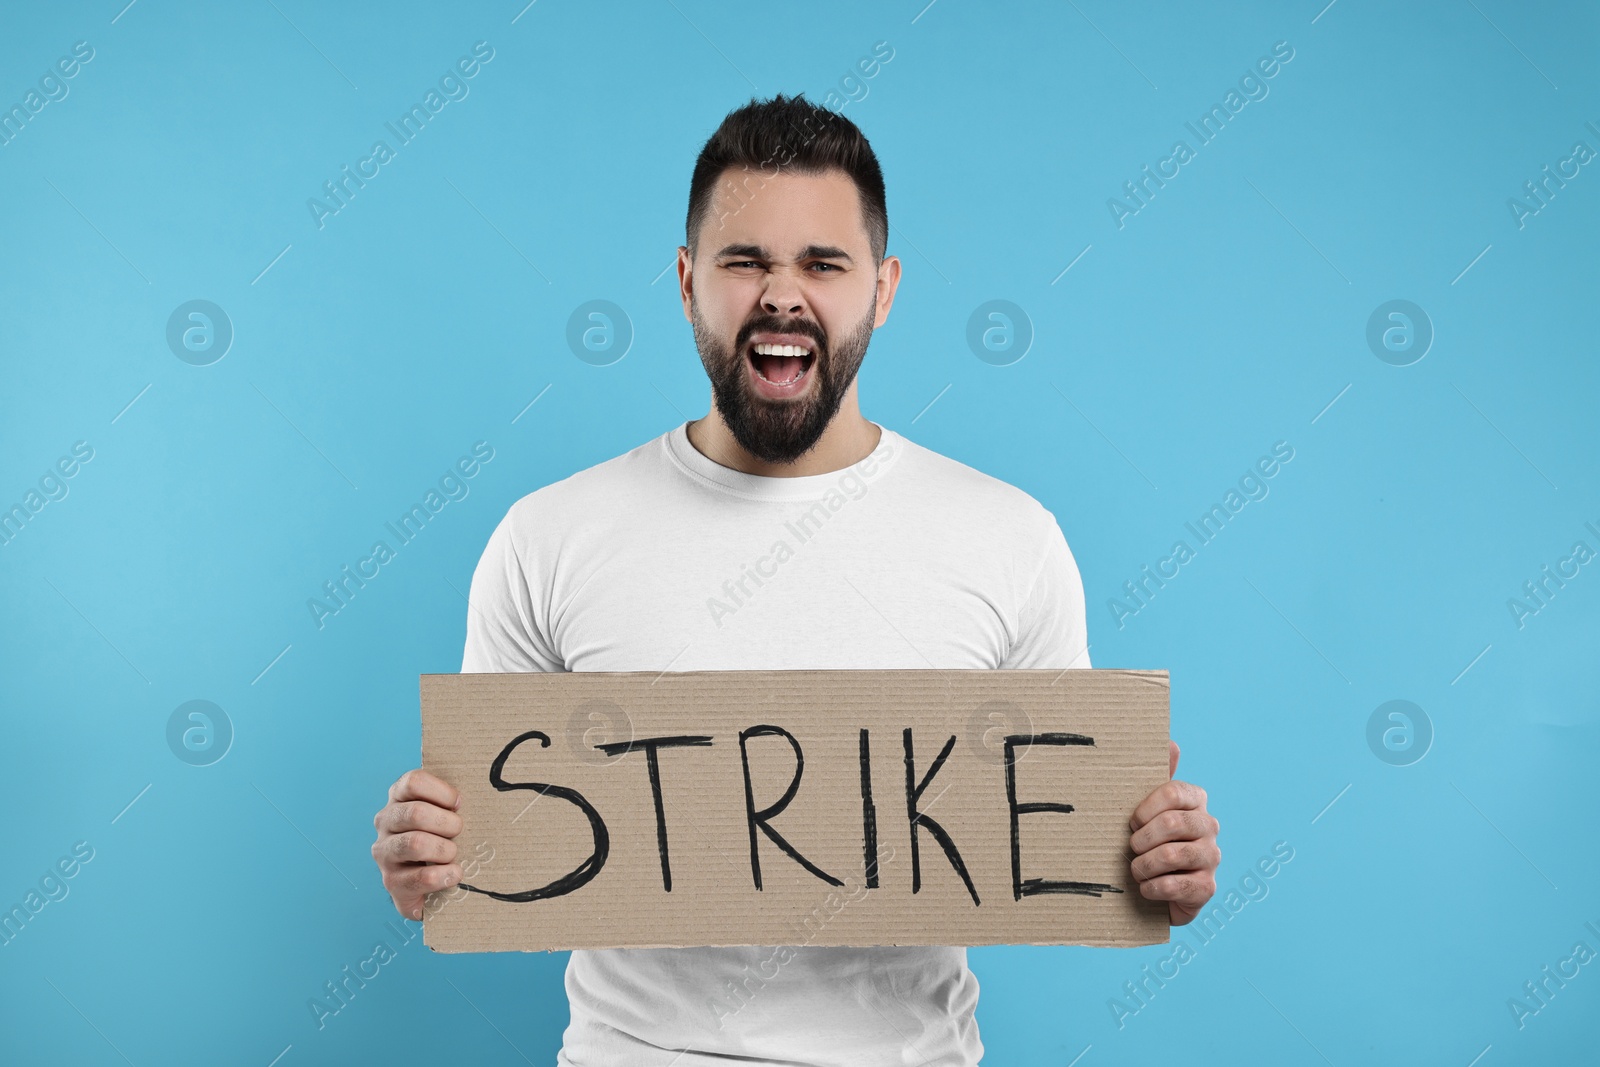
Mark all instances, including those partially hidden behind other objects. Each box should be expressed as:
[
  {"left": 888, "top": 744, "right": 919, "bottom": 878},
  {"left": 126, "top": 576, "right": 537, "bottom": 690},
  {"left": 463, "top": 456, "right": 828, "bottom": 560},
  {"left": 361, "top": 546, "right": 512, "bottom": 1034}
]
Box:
[
  {"left": 377, "top": 830, "right": 458, "bottom": 868},
  {"left": 1130, "top": 839, "right": 1219, "bottom": 883},
  {"left": 389, "top": 862, "right": 463, "bottom": 920},
  {"left": 377, "top": 799, "right": 464, "bottom": 838},
  {"left": 1129, "top": 779, "right": 1207, "bottom": 832},
  {"left": 1130, "top": 807, "right": 1218, "bottom": 855},
  {"left": 1169, "top": 740, "right": 1179, "bottom": 778},
  {"left": 388, "top": 768, "right": 461, "bottom": 811},
  {"left": 1137, "top": 870, "right": 1215, "bottom": 909}
]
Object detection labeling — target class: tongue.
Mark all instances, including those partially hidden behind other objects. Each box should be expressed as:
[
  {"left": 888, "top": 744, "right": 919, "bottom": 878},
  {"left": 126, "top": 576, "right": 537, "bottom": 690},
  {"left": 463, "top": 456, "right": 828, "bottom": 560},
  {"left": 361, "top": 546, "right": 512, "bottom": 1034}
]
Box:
[{"left": 757, "top": 353, "right": 806, "bottom": 384}]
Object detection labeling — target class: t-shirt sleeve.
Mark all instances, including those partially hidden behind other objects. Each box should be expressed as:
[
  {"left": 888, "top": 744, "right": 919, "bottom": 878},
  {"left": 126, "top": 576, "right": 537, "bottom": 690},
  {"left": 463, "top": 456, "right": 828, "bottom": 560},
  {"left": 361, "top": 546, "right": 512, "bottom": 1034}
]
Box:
[
  {"left": 460, "top": 505, "right": 564, "bottom": 674},
  {"left": 999, "top": 510, "right": 1093, "bottom": 671}
]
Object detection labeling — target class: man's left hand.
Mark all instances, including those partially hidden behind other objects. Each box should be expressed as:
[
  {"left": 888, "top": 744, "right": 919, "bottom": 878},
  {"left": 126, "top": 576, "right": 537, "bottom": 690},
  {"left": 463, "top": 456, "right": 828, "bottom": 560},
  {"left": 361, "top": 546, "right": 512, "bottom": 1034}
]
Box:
[{"left": 1128, "top": 741, "right": 1219, "bottom": 926}]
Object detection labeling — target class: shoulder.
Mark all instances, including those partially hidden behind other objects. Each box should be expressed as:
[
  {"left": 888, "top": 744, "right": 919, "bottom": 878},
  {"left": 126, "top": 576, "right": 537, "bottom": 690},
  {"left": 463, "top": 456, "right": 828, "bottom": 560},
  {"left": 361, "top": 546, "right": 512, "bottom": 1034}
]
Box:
[
  {"left": 498, "top": 430, "right": 668, "bottom": 532},
  {"left": 887, "top": 430, "right": 1058, "bottom": 531}
]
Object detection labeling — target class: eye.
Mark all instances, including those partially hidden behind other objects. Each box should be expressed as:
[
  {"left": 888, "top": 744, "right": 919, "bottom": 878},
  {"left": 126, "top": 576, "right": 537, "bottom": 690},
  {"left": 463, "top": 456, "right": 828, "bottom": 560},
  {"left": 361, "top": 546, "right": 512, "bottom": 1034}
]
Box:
[
  {"left": 809, "top": 262, "right": 842, "bottom": 272},
  {"left": 725, "top": 260, "right": 763, "bottom": 270}
]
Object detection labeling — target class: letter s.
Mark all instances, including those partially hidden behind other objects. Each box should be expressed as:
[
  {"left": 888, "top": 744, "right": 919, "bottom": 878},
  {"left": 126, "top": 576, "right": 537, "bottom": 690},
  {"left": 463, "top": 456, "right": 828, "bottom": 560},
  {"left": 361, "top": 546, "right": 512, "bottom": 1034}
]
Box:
[
  {"left": 1272, "top": 440, "right": 1294, "bottom": 462},
  {"left": 72, "top": 440, "right": 94, "bottom": 463},
  {"left": 1271, "top": 840, "right": 1294, "bottom": 863},
  {"left": 457, "top": 731, "right": 608, "bottom": 902},
  {"left": 72, "top": 840, "right": 95, "bottom": 863},
  {"left": 73, "top": 40, "right": 95, "bottom": 62},
  {"left": 472, "top": 40, "right": 495, "bottom": 62},
  {"left": 872, "top": 40, "right": 895, "bottom": 63},
  {"left": 1271, "top": 40, "right": 1294, "bottom": 62},
  {"left": 472, "top": 440, "right": 495, "bottom": 463}
]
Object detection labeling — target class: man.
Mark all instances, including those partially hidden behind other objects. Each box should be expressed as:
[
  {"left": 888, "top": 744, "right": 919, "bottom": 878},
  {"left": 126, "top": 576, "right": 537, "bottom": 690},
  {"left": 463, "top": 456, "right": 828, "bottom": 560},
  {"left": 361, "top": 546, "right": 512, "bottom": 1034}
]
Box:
[{"left": 372, "top": 93, "right": 1220, "bottom": 1065}]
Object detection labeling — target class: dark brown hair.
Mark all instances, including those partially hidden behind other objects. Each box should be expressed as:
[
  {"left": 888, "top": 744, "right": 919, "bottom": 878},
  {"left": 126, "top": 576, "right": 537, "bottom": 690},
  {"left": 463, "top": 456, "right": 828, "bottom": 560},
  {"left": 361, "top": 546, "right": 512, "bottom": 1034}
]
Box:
[{"left": 685, "top": 93, "right": 888, "bottom": 263}]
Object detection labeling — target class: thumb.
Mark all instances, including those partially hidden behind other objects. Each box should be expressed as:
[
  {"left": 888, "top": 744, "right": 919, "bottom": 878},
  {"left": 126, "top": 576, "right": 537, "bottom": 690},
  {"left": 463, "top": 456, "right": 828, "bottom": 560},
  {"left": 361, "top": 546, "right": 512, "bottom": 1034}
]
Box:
[{"left": 1169, "top": 739, "right": 1180, "bottom": 779}]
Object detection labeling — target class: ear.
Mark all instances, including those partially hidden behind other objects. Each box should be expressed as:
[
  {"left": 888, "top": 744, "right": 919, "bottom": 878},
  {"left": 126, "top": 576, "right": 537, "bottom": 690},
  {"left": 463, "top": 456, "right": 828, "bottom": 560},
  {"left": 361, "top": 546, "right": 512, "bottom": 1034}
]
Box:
[
  {"left": 677, "top": 245, "right": 694, "bottom": 323},
  {"left": 873, "top": 254, "right": 901, "bottom": 328}
]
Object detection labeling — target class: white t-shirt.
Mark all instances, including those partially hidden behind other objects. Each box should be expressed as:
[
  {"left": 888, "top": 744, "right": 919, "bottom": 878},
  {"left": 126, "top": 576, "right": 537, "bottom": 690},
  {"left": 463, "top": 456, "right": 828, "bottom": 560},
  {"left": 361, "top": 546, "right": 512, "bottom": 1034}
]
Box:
[{"left": 461, "top": 421, "right": 1092, "bottom": 1067}]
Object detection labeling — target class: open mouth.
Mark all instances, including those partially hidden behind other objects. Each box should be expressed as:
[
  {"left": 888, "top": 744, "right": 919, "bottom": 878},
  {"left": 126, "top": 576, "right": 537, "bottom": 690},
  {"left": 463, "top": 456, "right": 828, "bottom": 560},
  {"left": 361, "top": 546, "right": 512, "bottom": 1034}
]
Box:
[{"left": 747, "top": 341, "right": 816, "bottom": 387}]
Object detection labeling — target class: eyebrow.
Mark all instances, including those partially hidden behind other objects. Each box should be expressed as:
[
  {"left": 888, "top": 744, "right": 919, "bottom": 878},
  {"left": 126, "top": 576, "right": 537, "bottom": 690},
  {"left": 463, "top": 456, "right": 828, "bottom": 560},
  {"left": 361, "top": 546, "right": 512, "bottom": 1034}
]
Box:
[{"left": 715, "top": 243, "right": 854, "bottom": 264}]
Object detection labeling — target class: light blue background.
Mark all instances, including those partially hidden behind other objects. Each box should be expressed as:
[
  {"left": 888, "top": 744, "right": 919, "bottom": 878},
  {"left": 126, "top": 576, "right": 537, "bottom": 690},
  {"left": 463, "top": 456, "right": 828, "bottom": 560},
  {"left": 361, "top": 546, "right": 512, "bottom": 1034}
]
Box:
[{"left": 2, "top": 1, "right": 1596, "bottom": 1064}]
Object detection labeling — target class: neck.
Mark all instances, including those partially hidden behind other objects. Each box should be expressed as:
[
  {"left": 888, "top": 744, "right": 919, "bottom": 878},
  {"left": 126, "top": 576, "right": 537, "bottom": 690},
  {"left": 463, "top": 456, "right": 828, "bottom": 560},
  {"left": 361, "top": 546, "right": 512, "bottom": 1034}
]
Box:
[{"left": 686, "top": 386, "right": 881, "bottom": 477}]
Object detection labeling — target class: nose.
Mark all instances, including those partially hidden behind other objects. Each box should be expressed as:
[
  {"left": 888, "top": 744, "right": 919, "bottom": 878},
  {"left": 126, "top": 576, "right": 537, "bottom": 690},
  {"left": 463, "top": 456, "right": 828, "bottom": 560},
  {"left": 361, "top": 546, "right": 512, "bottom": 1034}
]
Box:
[{"left": 760, "top": 272, "right": 806, "bottom": 317}]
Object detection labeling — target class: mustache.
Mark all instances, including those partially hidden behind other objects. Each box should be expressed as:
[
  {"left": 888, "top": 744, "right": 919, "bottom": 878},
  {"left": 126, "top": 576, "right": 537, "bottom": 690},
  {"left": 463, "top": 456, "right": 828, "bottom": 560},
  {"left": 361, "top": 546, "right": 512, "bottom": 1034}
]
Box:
[{"left": 736, "top": 316, "right": 826, "bottom": 355}]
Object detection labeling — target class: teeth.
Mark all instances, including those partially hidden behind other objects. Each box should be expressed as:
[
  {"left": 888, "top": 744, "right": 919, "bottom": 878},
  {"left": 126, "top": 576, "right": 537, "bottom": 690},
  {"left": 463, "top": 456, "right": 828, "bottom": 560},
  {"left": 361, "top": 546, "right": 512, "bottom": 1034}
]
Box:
[{"left": 752, "top": 342, "right": 812, "bottom": 357}]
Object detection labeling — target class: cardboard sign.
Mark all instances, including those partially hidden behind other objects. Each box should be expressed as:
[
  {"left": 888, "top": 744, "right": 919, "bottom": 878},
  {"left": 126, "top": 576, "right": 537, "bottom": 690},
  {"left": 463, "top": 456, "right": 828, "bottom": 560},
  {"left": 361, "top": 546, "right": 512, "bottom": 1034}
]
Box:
[{"left": 420, "top": 669, "right": 1170, "bottom": 952}]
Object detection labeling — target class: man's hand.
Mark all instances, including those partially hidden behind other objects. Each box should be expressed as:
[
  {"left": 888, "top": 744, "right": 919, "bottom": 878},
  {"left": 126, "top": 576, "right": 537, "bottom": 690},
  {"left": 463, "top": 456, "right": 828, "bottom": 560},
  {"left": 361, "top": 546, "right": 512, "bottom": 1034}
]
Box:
[
  {"left": 372, "top": 769, "right": 464, "bottom": 920},
  {"left": 1128, "top": 741, "right": 1220, "bottom": 926}
]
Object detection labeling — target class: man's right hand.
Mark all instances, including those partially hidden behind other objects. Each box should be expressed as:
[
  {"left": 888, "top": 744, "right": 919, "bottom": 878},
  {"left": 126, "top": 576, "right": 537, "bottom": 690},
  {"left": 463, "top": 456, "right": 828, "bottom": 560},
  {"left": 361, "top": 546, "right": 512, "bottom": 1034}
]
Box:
[{"left": 372, "top": 768, "right": 464, "bottom": 920}]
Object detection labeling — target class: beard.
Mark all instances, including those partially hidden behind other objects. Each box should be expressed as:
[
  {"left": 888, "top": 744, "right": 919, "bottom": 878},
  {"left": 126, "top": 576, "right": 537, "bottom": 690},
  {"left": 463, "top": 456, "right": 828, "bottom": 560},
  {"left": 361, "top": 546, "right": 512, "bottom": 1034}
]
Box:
[{"left": 690, "top": 296, "right": 877, "bottom": 465}]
